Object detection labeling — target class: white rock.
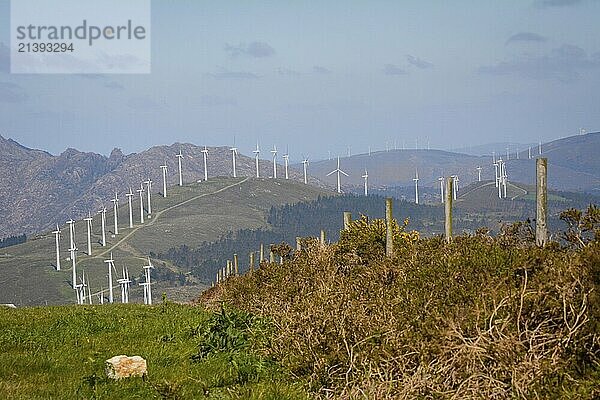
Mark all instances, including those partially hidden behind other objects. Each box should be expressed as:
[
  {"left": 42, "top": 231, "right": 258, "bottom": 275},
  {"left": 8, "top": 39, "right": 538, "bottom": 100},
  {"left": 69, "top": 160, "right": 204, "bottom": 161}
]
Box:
[{"left": 105, "top": 355, "right": 147, "bottom": 380}]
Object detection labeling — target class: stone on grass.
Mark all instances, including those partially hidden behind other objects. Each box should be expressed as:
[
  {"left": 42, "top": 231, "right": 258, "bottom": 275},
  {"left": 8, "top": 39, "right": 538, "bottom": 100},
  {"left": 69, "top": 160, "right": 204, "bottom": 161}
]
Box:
[{"left": 105, "top": 355, "right": 147, "bottom": 380}]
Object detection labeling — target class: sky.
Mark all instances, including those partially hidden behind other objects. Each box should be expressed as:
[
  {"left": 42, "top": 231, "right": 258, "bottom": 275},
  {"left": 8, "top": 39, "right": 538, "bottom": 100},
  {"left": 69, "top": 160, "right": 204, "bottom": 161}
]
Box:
[{"left": 0, "top": 0, "right": 599, "bottom": 159}]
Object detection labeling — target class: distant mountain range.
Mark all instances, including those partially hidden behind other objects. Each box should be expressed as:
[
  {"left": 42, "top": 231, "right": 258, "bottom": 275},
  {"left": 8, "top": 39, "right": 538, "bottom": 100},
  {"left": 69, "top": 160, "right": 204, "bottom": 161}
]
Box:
[
  {"left": 1, "top": 131, "right": 599, "bottom": 238},
  {"left": 0, "top": 136, "right": 317, "bottom": 237},
  {"left": 309, "top": 132, "right": 600, "bottom": 194}
]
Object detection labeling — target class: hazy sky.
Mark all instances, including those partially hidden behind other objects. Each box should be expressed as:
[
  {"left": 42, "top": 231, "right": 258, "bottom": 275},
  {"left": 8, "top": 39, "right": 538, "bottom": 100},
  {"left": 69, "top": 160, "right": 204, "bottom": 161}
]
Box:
[{"left": 0, "top": 0, "right": 599, "bottom": 159}]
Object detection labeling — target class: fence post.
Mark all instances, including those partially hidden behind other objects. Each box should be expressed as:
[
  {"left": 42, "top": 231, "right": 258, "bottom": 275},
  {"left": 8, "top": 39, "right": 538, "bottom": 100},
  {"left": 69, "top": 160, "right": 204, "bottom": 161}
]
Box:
[
  {"left": 259, "top": 243, "right": 264, "bottom": 262},
  {"left": 445, "top": 176, "right": 453, "bottom": 243},
  {"left": 386, "top": 197, "right": 393, "bottom": 257},
  {"left": 320, "top": 229, "right": 326, "bottom": 245},
  {"left": 536, "top": 158, "right": 548, "bottom": 247},
  {"left": 343, "top": 212, "right": 352, "bottom": 230},
  {"left": 233, "top": 254, "right": 239, "bottom": 275}
]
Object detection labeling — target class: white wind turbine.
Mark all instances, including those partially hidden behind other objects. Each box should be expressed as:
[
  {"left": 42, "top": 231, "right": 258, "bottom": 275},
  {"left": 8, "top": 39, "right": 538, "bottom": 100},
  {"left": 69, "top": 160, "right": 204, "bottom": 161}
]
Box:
[
  {"left": 271, "top": 145, "right": 278, "bottom": 178},
  {"left": 126, "top": 188, "right": 135, "bottom": 228},
  {"left": 492, "top": 150, "right": 496, "bottom": 164},
  {"left": 87, "top": 273, "right": 92, "bottom": 305},
  {"left": 176, "top": 150, "right": 184, "bottom": 186},
  {"left": 413, "top": 169, "right": 419, "bottom": 205},
  {"left": 160, "top": 163, "right": 168, "bottom": 197},
  {"left": 84, "top": 213, "right": 93, "bottom": 255},
  {"left": 201, "top": 146, "right": 209, "bottom": 181},
  {"left": 438, "top": 177, "right": 444, "bottom": 204},
  {"left": 538, "top": 141, "right": 542, "bottom": 155},
  {"left": 283, "top": 148, "right": 290, "bottom": 180},
  {"left": 476, "top": 166, "right": 482, "bottom": 182},
  {"left": 75, "top": 270, "right": 85, "bottom": 305},
  {"left": 253, "top": 143, "right": 260, "bottom": 178},
  {"left": 144, "top": 179, "right": 153, "bottom": 216},
  {"left": 230, "top": 146, "right": 238, "bottom": 178},
  {"left": 493, "top": 161, "right": 499, "bottom": 188},
  {"left": 137, "top": 184, "right": 145, "bottom": 224},
  {"left": 111, "top": 192, "right": 119, "bottom": 235},
  {"left": 117, "top": 266, "right": 131, "bottom": 304},
  {"left": 301, "top": 158, "right": 309, "bottom": 184},
  {"left": 362, "top": 169, "right": 369, "bottom": 196},
  {"left": 451, "top": 175, "right": 459, "bottom": 200},
  {"left": 528, "top": 147, "right": 532, "bottom": 159},
  {"left": 140, "top": 257, "right": 154, "bottom": 305},
  {"left": 327, "top": 157, "right": 348, "bottom": 194},
  {"left": 98, "top": 206, "right": 107, "bottom": 246},
  {"left": 66, "top": 219, "right": 75, "bottom": 249},
  {"left": 69, "top": 244, "right": 77, "bottom": 289},
  {"left": 52, "top": 224, "right": 61, "bottom": 271},
  {"left": 104, "top": 252, "right": 115, "bottom": 303}
]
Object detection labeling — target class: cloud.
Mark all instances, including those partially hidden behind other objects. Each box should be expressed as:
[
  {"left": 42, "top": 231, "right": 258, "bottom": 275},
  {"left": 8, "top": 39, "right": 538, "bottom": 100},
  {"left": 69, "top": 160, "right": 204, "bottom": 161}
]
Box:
[
  {"left": 0, "top": 82, "right": 28, "bottom": 103},
  {"left": 0, "top": 42, "right": 10, "bottom": 73},
  {"left": 225, "top": 41, "right": 275, "bottom": 58},
  {"left": 506, "top": 32, "right": 548, "bottom": 44},
  {"left": 478, "top": 44, "right": 600, "bottom": 83},
  {"left": 406, "top": 55, "right": 434, "bottom": 69},
  {"left": 207, "top": 67, "right": 260, "bottom": 80},
  {"left": 383, "top": 64, "right": 408, "bottom": 75},
  {"left": 534, "top": 0, "right": 583, "bottom": 8},
  {"left": 312, "top": 65, "right": 332, "bottom": 74}
]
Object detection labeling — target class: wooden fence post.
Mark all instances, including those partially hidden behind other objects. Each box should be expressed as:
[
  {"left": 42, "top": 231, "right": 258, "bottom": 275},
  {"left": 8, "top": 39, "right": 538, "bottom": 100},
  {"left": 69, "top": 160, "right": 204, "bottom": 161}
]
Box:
[
  {"left": 386, "top": 197, "right": 393, "bottom": 256},
  {"left": 536, "top": 158, "right": 548, "bottom": 247},
  {"left": 445, "top": 176, "right": 453, "bottom": 243}
]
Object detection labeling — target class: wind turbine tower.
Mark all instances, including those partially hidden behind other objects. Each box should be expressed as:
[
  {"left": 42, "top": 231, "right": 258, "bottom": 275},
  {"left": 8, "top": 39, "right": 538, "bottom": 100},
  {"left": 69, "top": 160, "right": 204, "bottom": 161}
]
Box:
[
  {"left": 144, "top": 179, "right": 152, "bottom": 215},
  {"left": 66, "top": 219, "right": 75, "bottom": 249},
  {"left": 326, "top": 157, "right": 348, "bottom": 194},
  {"left": 438, "top": 177, "right": 444, "bottom": 204},
  {"left": 253, "top": 143, "right": 260, "bottom": 178},
  {"left": 413, "top": 169, "right": 419, "bottom": 204},
  {"left": 98, "top": 207, "right": 107, "bottom": 246},
  {"left": 539, "top": 141, "right": 542, "bottom": 155},
  {"left": 176, "top": 150, "right": 183, "bottom": 186},
  {"left": 160, "top": 163, "right": 168, "bottom": 197},
  {"left": 126, "top": 188, "right": 134, "bottom": 228},
  {"left": 476, "top": 166, "right": 482, "bottom": 182},
  {"left": 201, "top": 146, "right": 209, "bottom": 181},
  {"left": 283, "top": 150, "right": 290, "bottom": 180},
  {"left": 494, "top": 161, "right": 499, "bottom": 188},
  {"left": 69, "top": 245, "right": 77, "bottom": 289},
  {"left": 528, "top": 147, "right": 531, "bottom": 160},
  {"left": 142, "top": 257, "right": 154, "bottom": 305},
  {"left": 52, "top": 224, "right": 61, "bottom": 271},
  {"left": 84, "top": 213, "right": 93, "bottom": 255},
  {"left": 362, "top": 169, "right": 369, "bottom": 196},
  {"left": 117, "top": 266, "right": 131, "bottom": 304},
  {"left": 301, "top": 158, "right": 309, "bottom": 184},
  {"left": 104, "top": 253, "right": 115, "bottom": 303},
  {"left": 137, "top": 184, "right": 145, "bottom": 224},
  {"left": 230, "top": 146, "right": 238, "bottom": 178},
  {"left": 111, "top": 193, "right": 119, "bottom": 235},
  {"left": 271, "top": 145, "right": 278, "bottom": 178}
]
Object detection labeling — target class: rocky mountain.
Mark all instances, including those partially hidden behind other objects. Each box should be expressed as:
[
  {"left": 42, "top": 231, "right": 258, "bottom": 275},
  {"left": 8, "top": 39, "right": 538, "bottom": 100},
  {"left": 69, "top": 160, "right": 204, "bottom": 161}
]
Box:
[{"left": 0, "top": 136, "right": 319, "bottom": 237}]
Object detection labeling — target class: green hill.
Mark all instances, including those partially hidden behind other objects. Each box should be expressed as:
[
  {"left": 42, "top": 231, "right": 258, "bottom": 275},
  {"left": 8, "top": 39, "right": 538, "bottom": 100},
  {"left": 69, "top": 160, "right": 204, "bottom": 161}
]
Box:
[{"left": 0, "top": 178, "right": 330, "bottom": 307}]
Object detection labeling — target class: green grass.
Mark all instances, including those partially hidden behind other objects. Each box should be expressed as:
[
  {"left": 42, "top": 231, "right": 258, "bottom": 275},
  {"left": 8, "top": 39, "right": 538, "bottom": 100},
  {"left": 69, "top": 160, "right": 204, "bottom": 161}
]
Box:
[{"left": 0, "top": 303, "right": 310, "bottom": 399}]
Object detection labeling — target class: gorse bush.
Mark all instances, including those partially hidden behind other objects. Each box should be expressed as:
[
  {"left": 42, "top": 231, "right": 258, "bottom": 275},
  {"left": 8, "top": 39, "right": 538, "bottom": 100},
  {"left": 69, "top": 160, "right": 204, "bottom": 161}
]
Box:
[{"left": 203, "top": 209, "right": 600, "bottom": 399}]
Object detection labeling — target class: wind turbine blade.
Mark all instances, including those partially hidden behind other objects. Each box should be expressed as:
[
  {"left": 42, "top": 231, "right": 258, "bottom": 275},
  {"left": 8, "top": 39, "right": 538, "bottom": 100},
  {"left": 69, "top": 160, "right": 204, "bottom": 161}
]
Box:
[
  {"left": 326, "top": 170, "right": 337, "bottom": 177},
  {"left": 340, "top": 170, "right": 349, "bottom": 177}
]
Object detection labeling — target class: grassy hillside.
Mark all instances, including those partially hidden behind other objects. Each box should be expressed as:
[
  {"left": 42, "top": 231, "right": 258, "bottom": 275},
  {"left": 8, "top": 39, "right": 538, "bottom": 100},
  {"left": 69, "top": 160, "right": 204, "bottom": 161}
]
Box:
[
  {"left": 0, "top": 178, "right": 330, "bottom": 306},
  {"left": 0, "top": 303, "right": 309, "bottom": 399}
]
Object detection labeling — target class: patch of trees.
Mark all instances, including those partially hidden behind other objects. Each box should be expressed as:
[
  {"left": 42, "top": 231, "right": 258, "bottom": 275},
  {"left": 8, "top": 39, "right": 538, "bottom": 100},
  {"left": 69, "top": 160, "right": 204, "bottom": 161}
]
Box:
[{"left": 0, "top": 234, "right": 26, "bottom": 249}]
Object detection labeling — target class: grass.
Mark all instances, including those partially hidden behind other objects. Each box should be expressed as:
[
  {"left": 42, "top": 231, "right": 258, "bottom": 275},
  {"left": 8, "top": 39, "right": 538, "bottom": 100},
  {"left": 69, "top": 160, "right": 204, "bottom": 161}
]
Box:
[{"left": 0, "top": 302, "right": 310, "bottom": 399}]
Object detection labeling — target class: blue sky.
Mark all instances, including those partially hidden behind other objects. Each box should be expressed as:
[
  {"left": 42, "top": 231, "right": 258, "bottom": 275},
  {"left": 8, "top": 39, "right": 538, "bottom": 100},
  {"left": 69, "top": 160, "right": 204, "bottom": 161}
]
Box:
[{"left": 0, "top": 0, "right": 599, "bottom": 159}]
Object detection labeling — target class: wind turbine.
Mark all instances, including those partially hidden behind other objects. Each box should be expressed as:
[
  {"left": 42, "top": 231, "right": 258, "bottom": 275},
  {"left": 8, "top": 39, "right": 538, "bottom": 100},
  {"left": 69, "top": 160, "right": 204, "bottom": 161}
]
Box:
[
  {"left": 144, "top": 179, "right": 152, "bottom": 215},
  {"left": 283, "top": 149, "right": 290, "bottom": 180},
  {"left": 66, "top": 219, "right": 75, "bottom": 249},
  {"left": 52, "top": 224, "right": 61, "bottom": 271},
  {"left": 87, "top": 274, "right": 92, "bottom": 305},
  {"left": 326, "top": 157, "right": 348, "bottom": 194},
  {"left": 160, "top": 163, "right": 168, "bottom": 197},
  {"left": 104, "top": 253, "right": 115, "bottom": 303},
  {"left": 141, "top": 257, "right": 154, "bottom": 305},
  {"left": 362, "top": 169, "right": 369, "bottom": 196},
  {"left": 253, "top": 143, "right": 260, "bottom": 178},
  {"left": 84, "top": 213, "right": 93, "bottom": 255},
  {"left": 528, "top": 147, "right": 532, "bottom": 159},
  {"left": 126, "top": 188, "right": 134, "bottom": 228},
  {"left": 137, "top": 184, "right": 145, "bottom": 224},
  {"left": 176, "top": 150, "right": 183, "bottom": 186},
  {"left": 111, "top": 192, "right": 119, "bottom": 235},
  {"left": 438, "top": 177, "right": 444, "bottom": 204},
  {"left": 476, "top": 166, "right": 482, "bottom": 182},
  {"left": 271, "top": 145, "right": 278, "bottom": 178},
  {"left": 98, "top": 206, "right": 107, "bottom": 246},
  {"left": 117, "top": 266, "right": 131, "bottom": 304},
  {"left": 493, "top": 161, "right": 499, "bottom": 188},
  {"left": 301, "top": 158, "right": 309, "bottom": 184},
  {"left": 69, "top": 244, "right": 77, "bottom": 289},
  {"left": 492, "top": 151, "right": 496, "bottom": 164},
  {"left": 413, "top": 169, "right": 419, "bottom": 204},
  {"left": 451, "top": 175, "right": 459, "bottom": 200},
  {"left": 538, "top": 141, "right": 542, "bottom": 155},
  {"left": 230, "top": 146, "right": 238, "bottom": 178},
  {"left": 201, "top": 146, "right": 209, "bottom": 181}
]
